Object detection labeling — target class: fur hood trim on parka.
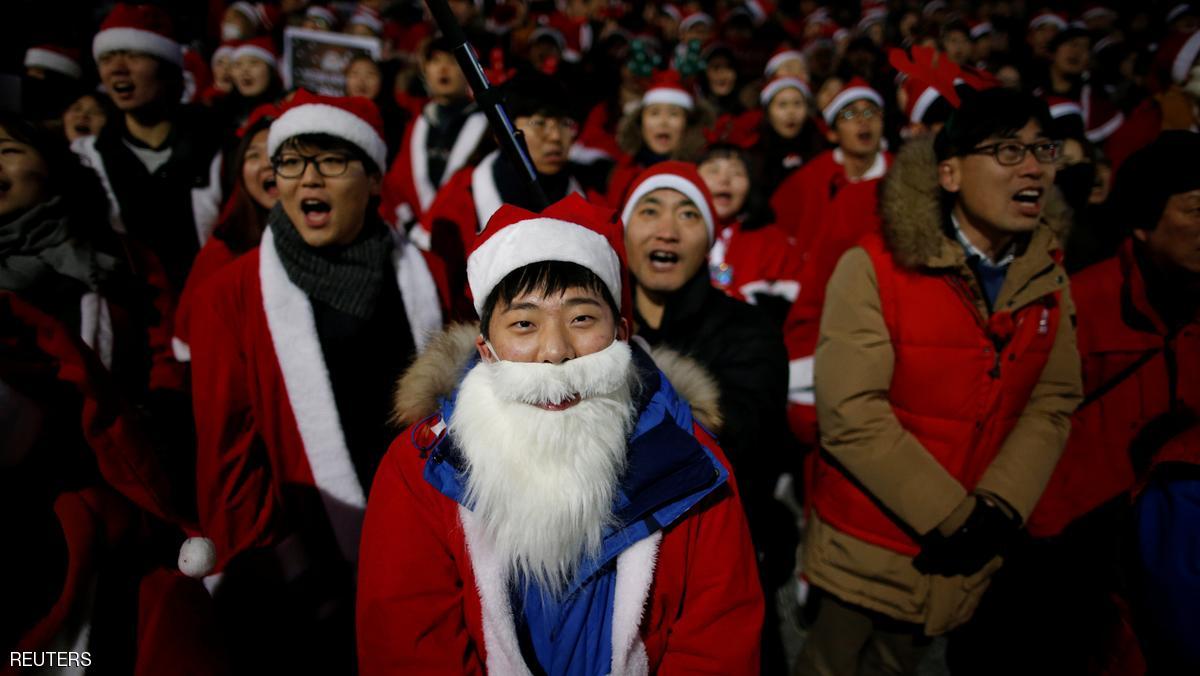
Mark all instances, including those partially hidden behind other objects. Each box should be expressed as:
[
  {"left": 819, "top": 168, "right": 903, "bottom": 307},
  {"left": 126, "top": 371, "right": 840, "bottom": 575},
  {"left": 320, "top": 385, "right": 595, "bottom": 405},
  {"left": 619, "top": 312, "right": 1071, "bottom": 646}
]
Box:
[
  {"left": 879, "top": 136, "right": 1072, "bottom": 269},
  {"left": 393, "top": 323, "right": 724, "bottom": 432}
]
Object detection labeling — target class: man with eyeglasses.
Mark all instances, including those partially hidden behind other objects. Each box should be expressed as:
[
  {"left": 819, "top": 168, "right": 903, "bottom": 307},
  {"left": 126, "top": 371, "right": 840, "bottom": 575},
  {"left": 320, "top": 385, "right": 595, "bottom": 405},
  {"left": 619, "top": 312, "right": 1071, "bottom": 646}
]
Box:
[
  {"left": 421, "top": 70, "right": 588, "bottom": 313},
  {"left": 183, "top": 91, "right": 451, "bottom": 672},
  {"left": 793, "top": 88, "right": 1082, "bottom": 676},
  {"left": 770, "top": 77, "right": 892, "bottom": 269}
]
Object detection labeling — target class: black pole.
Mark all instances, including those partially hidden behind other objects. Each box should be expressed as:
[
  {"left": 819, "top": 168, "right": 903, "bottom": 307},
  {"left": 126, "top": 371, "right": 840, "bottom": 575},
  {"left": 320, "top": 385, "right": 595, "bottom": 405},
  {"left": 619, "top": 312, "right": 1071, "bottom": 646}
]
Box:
[{"left": 423, "top": 0, "right": 549, "bottom": 210}]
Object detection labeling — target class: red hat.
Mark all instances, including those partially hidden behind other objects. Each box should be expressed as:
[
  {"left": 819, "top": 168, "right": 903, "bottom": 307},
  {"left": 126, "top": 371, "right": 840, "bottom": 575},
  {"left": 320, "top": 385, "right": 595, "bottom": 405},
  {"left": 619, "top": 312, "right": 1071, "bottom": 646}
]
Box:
[
  {"left": 822, "top": 77, "right": 884, "bottom": 125},
  {"left": 212, "top": 41, "right": 236, "bottom": 68},
  {"left": 238, "top": 102, "right": 281, "bottom": 137},
  {"left": 661, "top": 4, "right": 683, "bottom": 22},
  {"left": 1156, "top": 30, "right": 1200, "bottom": 86},
  {"left": 969, "top": 20, "right": 994, "bottom": 40},
  {"left": 619, "top": 161, "right": 717, "bottom": 246},
  {"left": 642, "top": 70, "right": 694, "bottom": 110},
  {"left": 1029, "top": 10, "right": 1068, "bottom": 31},
  {"left": 760, "top": 76, "right": 812, "bottom": 106},
  {"left": 267, "top": 90, "right": 388, "bottom": 170},
  {"left": 1082, "top": 91, "right": 1125, "bottom": 142},
  {"left": 93, "top": 3, "right": 183, "bottom": 67},
  {"left": 1080, "top": 4, "right": 1118, "bottom": 23},
  {"left": 857, "top": 7, "right": 888, "bottom": 32},
  {"left": 1167, "top": 3, "right": 1196, "bottom": 24},
  {"left": 349, "top": 5, "right": 385, "bottom": 34},
  {"left": 679, "top": 10, "right": 714, "bottom": 33},
  {"left": 468, "top": 194, "right": 626, "bottom": 317},
  {"left": 305, "top": 5, "right": 339, "bottom": 28},
  {"left": 230, "top": 36, "right": 279, "bottom": 70},
  {"left": 1044, "top": 95, "right": 1085, "bottom": 121},
  {"left": 764, "top": 46, "right": 805, "bottom": 77},
  {"left": 24, "top": 45, "right": 82, "bottom": 79},
  {"left": 181, "top": 47, "right": 212, "bottom": 104}
]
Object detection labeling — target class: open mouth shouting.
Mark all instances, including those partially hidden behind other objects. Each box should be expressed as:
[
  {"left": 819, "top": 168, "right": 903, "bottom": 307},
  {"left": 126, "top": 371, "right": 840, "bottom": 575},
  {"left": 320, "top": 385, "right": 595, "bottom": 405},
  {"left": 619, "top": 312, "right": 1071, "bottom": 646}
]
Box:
[
  {"left": 300, "top": 197, "right": 332, "bottom": 227},
  {"left": 262, "top": 175, "right": 278, "bottom": 198},
  {"left": 109, "top": 80, "right": 136, "bottom": 102},
  {"left": 1012, "top": 186, "right": 1044, "bottom": 217},
  {"left": 648, "top": 249, "right": 681, "bottom": 272}
]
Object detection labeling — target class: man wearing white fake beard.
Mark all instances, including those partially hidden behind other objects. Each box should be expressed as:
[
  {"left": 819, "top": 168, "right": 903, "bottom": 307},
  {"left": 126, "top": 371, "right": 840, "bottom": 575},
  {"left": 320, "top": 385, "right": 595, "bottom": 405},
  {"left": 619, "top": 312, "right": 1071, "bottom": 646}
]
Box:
[{"left": 356, "top": 195, "right": 763, "bottom": 675}]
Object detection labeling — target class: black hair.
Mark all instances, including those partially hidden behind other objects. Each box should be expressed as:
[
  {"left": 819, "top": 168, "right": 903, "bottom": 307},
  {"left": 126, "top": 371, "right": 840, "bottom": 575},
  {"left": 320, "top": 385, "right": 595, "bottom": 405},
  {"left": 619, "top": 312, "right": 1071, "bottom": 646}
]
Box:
[
  {"left": 502, "top": 69, "right": 571, "bottom": 120},
  {"left": 0, "top": 112, "right": 110, "bottom": 222},
  {"left": 934, "top": 88, "right": 1054, "bottom": 161},
  {"left": 276, "top": 133, "right": 380, "bottom": 175},
  {"left": 697, "top": 143, "right": 776, "bottom": 229},
  {"left": 479, "top": 261, "right": 619, "bottom": 339},
  {"left": 424, "top": 35, "right": 456, "bottom": 61},
  {"left": 1110, "top": 131, "right": 1200, "bottom": 232}
]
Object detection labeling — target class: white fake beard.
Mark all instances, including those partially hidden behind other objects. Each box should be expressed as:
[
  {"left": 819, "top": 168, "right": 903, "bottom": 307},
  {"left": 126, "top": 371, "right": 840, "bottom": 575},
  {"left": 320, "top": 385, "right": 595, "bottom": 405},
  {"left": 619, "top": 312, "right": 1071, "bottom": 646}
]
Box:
[{"left": 449, "top": 339, "right": 639, "bottom": 596}]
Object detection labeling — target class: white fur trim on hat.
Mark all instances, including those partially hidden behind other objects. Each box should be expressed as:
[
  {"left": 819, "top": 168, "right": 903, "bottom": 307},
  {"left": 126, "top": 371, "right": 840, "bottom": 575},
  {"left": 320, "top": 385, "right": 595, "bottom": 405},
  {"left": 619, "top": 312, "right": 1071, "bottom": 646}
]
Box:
[
  {"left": 822, "top": 86, "right": 884, "bottom": 125},
  {"left": 909, "top": 84, "right": 943, "bottom": 123},
  {"left": 24, "top": 48, "right": 82, "bottom": 79},
  {"left": 268, "top": 103, "right": 387, "bottom": 171},
  {"left": 1167, "top": 3, "right": 1193, "bottom": 23},
  {"left": 231, "top": 43, "right": 277, "bottom": 70},
  {"left": 1173, "top": 31, "right": 1200, "bottom": 84},
  {"left": 764, "top": 50, "right": 804, "bottom": 77},
  {"left": 212, "top": 44, "right": 235, "bottom": 65},
  {"left": 467, "top": 218, "right": 623, "bottom": 316},
  {"left": 761, "top": 77, "right": 811, "bottom": 106},
  {"left": 1048, "top": 100, "right": 1084, "bottom": 119},
  {"left": 642, "top": 88, "right": 693, "bottom": 110},
  {"left": 620, "top": 174, "right": 715, "bottom": 244},
  {"left": 93, "top": 27, "right": 183, "bottom": 66},
  {"left": 970, "top": 21, "right": 993, "bottom": 39},
  {"left": 679, "top": 13, "right": 714, "bottom": 32},
  {"left": 1030, "top": 13, "right": 1068, "bottom": 30}
]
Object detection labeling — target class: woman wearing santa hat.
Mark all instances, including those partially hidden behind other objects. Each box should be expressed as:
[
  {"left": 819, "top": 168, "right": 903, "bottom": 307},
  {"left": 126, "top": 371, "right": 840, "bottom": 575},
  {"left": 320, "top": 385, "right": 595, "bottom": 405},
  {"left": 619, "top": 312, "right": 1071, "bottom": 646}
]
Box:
[
  {"left": 752, "top": 75, "right": 827, "bottom": 197},
  {"left": 606, "top": 70, "right": 714, "bottom": 206},
  {"left": 185, "top": 91, "right": 451, "bottom": 672}
]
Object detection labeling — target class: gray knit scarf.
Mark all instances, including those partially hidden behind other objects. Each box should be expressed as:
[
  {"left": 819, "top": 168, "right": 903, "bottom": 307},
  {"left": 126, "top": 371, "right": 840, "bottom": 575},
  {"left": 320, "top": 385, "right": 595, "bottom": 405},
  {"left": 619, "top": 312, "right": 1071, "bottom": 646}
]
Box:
[
  {"left": 0, "top": 196, "right": 119, "bottom": 292},
  {"left": 268, "top": 203, "right": 392, "bottom": 319}
]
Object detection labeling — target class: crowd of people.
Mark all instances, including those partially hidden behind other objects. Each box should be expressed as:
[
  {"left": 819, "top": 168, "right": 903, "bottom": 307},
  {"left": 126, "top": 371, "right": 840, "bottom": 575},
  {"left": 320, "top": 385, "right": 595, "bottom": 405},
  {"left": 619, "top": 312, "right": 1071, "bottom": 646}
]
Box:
[{"left": 3, "top": 0, "right": 1199, "bottom": 674}]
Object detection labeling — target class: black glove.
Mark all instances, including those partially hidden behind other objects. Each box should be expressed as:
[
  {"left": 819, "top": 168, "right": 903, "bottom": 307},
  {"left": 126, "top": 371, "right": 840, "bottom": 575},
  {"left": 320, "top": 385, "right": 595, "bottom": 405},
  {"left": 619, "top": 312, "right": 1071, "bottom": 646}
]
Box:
[{"left": 912, "top": 495, "right": 1021, "bottom": 577}]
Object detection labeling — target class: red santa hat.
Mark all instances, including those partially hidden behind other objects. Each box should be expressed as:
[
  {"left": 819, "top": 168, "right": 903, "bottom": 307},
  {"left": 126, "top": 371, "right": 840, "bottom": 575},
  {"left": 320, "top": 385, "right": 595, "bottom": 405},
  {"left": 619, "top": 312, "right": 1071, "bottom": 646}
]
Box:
[
  {"left": 1166, "top": 3, "right": 1195, "bottom": 24},
  {"left": 619, "top": 161, "right": 717, "bottom": 246},
  {"left": 349, "top": 5, "right": 385, "bottom": 34},
  {"left": 822, "top": 77, "right": 884, "bottom": 125},
  {"left": 764, "top": 46, "right": 805, "bottom": 77},
  {"left": 760, "top": 76, "right": 812, "bottom": 106},
  {"left": 239, "top": 101, "right": 281, "bottom": 138},
  {"left": 212, "top": 41, "right": 236, "bottom": 68},
  {"left": 969, "top": 20, "right": 994, "bottom": 40},
  {"left": 661, "top": 4, "right": 683, "bottom": 23},
  {"left": 857, "top": 7, "right": 888, "bottom": 32},
  {"left": 743, "top": 0, "right": 774, "bottom": 25},
  {"left": 93, "top": 3, "right": 183, "bottom": 67},
  {"left": 228, "top": 1, "right": 259, "bottom": 26},
  {"left": 1044, "top": 95, "right": 1085, "bottom": 121},
  {"left": 642, "top": 70, "right": 694, "bottom": 110},
  {"left": 267, "top": 90, "right": 388, "bottom": 171},
  {"left": 305, "top": 5, "right": 340, "bottom": 28},
  {"left": 1080, "top": 4, "right": 1118, "bottom": 22},
  {"left": 230, "top": 36, "right": 279, "bottom": 70},
  {"left": 468, "top": 194, "right": 627, "bottom": 316},
  {"left": 679, "top": 10, "right": 714, "bottom": 33},
  {"left": 1029, "top": 10, "right": 1068, "bottom": 31},
  {"left": 901, "top": 78, "right": 946, "bottom": 124},
  {"left": 1157, "top": 30, "right": 1200, "bottom": 85},
  {"left": 922, "top": 1, "right": 947, "bottom": 17},
  {"left": 24, "top": 45, "right": 82, "bottom": 79}
]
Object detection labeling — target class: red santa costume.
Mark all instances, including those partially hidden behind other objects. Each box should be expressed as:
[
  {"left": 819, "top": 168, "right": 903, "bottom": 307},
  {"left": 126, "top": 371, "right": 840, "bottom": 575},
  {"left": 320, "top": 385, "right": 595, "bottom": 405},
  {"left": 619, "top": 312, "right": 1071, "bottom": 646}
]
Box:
[
  {"left": 769, "top": 78, "right": 891, "bottom": 269},
  {"left": 184, "top": 93, "right": 451, "bottom": 580},
  {"left": 380, "top": 100, "right": 489, "bottom": 230},
  {"left": 357, "top": 195, "right": 763, "bottom": 675},
  {"left": 605, "top": 71, "right": 696, "bottom": 206}
]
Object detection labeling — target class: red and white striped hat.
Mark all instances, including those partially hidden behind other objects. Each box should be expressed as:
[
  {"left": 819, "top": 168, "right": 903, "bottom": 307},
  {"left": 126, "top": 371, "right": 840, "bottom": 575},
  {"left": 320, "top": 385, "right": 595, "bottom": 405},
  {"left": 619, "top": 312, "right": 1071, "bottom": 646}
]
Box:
[
  {"left": 761, "top": 76, "right": 812, "bottom": 106},
  {"left": 620, "top": 161, "right": 717, "bottom": 246},
  {"left": 469, "top": 194, "right": 627, "bottom": 316},
  {"left": 93, "top": 3, "right": 183, "bottom": 67},
  {"left": 230, "top": 36, "right": 278, "bottom": 71},
  {"left": 24, "top": 45, "right": 82, "bottom": 79},
  {"left": 267, "top": 90, "right": 388, "bottom": 171},
  {"left": 642, "top": 70, "right": 694, "bottom": 110},
  {"left": 822, "top": 77, "right": 884, "bottom": 125}
]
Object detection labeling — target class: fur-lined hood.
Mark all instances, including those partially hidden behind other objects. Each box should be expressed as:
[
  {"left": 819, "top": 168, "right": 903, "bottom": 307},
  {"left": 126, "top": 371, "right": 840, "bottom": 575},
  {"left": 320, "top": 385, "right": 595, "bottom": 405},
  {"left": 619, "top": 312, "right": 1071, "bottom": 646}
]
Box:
[
  {"left": 879, "top": 136, "right": 1072, "bottom": 269},
  {"left": 394, "top": 324, "right": 723, "bottom": 432}
]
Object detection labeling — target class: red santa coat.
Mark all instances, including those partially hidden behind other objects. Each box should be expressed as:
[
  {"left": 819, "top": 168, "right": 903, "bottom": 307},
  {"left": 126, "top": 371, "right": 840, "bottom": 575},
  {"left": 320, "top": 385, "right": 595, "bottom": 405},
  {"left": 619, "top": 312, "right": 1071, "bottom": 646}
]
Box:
[
  {"left": 782, "top": 179, "right": 883, "bottom": 446},
  {"left": 356, "top": 327, "right": 763, "bottom": 675},
  {"left": 189, "top": 227, "right": 449, "bottom": 573},
  {"left": 173, "top": 235, "right": 240, "bottom": 361},
  {"left": 1029, "top": 240, "right": 1200, "bottom": 537},
  {"left": 708, "top": 217, "right": 802, "bottom": 306},
  {"left": 769, "top": 148, "right": 891, "bottom": 269},
  {"left": 380, "top": 105, "right": 490, "bottom": 228}
]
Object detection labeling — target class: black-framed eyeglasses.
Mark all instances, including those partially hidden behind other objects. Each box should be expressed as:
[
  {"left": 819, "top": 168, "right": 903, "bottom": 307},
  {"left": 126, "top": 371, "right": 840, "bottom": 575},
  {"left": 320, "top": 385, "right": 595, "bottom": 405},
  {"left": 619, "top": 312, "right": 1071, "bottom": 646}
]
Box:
[
  {"left": 272, "top": 153, "right": 352, "bottom": 178},
  {"left": 970, "top": 141, "right": 1062, "bottom": 166}
]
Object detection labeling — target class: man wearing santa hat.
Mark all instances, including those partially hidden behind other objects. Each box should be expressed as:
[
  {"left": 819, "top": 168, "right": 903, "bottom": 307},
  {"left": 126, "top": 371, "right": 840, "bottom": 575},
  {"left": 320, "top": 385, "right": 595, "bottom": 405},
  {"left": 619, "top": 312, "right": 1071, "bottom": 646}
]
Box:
[
  {"left": 770, "top": 77, "right": 892, "bottom": 270},
  {"left": 75, "top": 3, "right": 225, "bottom": 298},
  {"left": 357, "top": 193, "right": 762, "bottom": 674},
  {"left": 619, "top": 162, "right": 793, "bottom": 672},
  {"left": 184, "top": 90, "right": 451, "bottom": 672}
]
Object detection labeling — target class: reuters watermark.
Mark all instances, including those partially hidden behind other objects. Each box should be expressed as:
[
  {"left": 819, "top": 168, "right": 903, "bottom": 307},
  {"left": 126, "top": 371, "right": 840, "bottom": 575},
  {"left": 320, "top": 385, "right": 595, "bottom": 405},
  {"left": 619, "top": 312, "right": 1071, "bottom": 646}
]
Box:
[{"left": 10, "top": 652, "right": 92, "bottom": 668}]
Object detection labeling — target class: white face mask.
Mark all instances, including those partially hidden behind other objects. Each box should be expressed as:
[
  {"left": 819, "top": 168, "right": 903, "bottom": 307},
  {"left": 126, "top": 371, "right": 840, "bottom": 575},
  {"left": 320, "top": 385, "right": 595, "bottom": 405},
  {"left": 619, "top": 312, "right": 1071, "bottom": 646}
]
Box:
[{"left": 221, "top": 23, "right": 244, "bottom": 41}]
